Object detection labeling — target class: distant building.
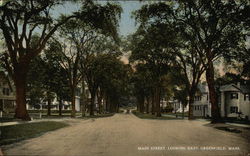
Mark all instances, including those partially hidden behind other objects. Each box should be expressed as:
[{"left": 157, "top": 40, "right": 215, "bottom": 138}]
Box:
[
  {"left": 220, "top": 83, "right": 250, "bottom": 120},
  {"left": 0, "top": 71, "right": 15, "bottom": 113}
]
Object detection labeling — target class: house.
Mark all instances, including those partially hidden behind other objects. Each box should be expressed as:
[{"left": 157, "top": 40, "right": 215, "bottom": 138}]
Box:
[
  {"left": 220, "top": 82, "right": 250, "bottom": 120},
  {"left": 27, "top": 87, "right": 83, "bottom": 112},
  {"left": 0, "top": 71, "right": 16, "bottom": 114},
  {"left": 193, "top": 84, "right": 211, "bottom": 117},
  {"left": 192, "top": 82, "right": 250, "bottom": 120},
  {"left": 169, "top": 99, "right": 189, "bottom": 113}
]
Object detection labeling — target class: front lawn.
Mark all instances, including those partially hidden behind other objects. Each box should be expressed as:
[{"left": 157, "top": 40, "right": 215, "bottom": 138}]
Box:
[
  {"left": 132, "top": 110, "right": 179, "bottom": 120},
  {"left": 164, "top": 112, "right": 189, "bottom": 117},
  {"left": 81, "top": 113, "right": 115, "bottom": 119},
  {"left": 0, "top": 121, "right": 68, "bottom": 145}
]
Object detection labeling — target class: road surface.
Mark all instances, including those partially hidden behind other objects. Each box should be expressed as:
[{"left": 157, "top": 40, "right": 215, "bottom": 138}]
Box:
[{"left": 2, "top": 113, "right": 250, "bottom": 156}]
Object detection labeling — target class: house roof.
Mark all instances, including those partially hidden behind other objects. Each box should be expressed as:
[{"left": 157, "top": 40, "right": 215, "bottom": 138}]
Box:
[
  {"left": 196, "top": 84, "right": 209, "bottom": 95},
  {"left": 219, "top": 83, "right": 250, "bottom": 93},
  {"left": 0, "top": 71, "right": 13, "bottom": 92}
]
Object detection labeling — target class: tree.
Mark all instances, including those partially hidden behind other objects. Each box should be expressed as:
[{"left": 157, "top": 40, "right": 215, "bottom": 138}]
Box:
[
  {"left": 0, "top": 0, "right": 78, "bottom": 120},
  {"left": 131, "top": 64, "right": 153, "bottom": 113},
  {"left": 43, "top": 48, "right": 71, "bottom": 116},
  {"left": 83, "top": 53, "right": 129, "bottom": 114},
  {"left": 0, "top": 0, "right": 122, "bottom": 120},
  {"left": 27, "top": 50, "right": 70, "bottom": 116},
  {"left": 57, "top": 1, "right": 121, "bottom": 117},
  {"left": 134, "top": 0, "right": 249, "bottom": 123},
  {"left": 173, "top": 46, "right": 205, "bottom": 119},
  {"left": 128, "top": 23, "right": 176, "bottom": 117},
  {"left": 83, "top": 37, "right": 125, "bottom": 114}
]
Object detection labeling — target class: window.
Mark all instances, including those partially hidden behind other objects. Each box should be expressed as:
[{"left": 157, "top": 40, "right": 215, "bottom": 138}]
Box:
[
  {"left": 230, "top": 106, "right": 238, "bottom": 113},
  {"left": 244, "top": 93, "right": 250, "bottom": 101},
  {"left": 231, "top": 93, "right": 238, "bottom": 99},
  {"left": 2, "top": 88, "right": 10, "bottom": 96},
  {"left": 195, "top": 96, "right": 201, "bottom": 101}
]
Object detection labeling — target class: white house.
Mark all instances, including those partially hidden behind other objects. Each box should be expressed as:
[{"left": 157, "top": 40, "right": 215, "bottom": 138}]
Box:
[
  {"left": 0, "top": 71, "right": 16, "bottom": 114},
  {"left": 193, "top": 84, "right": 211, "bottom": 117},
  {"left": 27, "top": 92, "right": 82, "bottom": 112},
  {"left": 220, "top": 83, "right": 250, "bottom": 120}
]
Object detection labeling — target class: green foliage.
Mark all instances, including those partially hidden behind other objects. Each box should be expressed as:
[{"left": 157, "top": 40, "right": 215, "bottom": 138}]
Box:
[
  {"left": 134, "top": 0, "right": 249, "bottom": 63},
  {"left": 215, "top": 72, "right": 247, "bottom": 86},
  {"left": 76, "top": 1, "right": 122, "bottom": 42},
  {"left": 0, "top": 121, "right": 68, "bottom": 145},
  {"left": 27, "top": 49, "right": 71, "bottom": 107},
  {"left": 131, "top": 64, "right": 154, "bottom": 100},
  {"left": 132, "top": 110, "right": 177, "bottom": 120},
  {"left": 86, "top": 53, "right": 131, "bottom": 107},
  {"left": 133, "top": 0, "right": 249, "bottom": 121}
]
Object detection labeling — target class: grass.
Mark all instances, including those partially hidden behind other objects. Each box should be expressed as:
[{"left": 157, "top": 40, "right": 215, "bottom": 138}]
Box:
[
  {"left": 165, "top": 112, "right": 189, "bottom": 117},
  {"left": 215, "top": 127, "right": 242, "bottom": 133},
  {"left": 0, "top": 117, "right": 19, "bottom": 123},
  {"left": 80, "top": 113, "right": 115, "bottom": 119},
  {"left": 132, "top": 110, "right": 180, "bottom": 120},
  {"left": 0, "top": 121, "right": 68, "bottom": 145},
  {"left": 223, "top": 118, "right": 250, "bottom": 125},
  {"left": 0, "top": 112, "right": 83, "bottom": 121}
]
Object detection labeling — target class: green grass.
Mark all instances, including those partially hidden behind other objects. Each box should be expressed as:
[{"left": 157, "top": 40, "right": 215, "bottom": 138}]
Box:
[
  {"left": 118, "top": 109, "right": 125, "bottom": 113},
  {"left": 0, "top": 121, "right": 68, "bottom": 145},
  {"left": 80, "top": 113, "right": 115, "bottom": 119},
  {"left": 164, "top": 112, "right": 189, "bottom": 117},
  {"left": 0, "top": 117, "right": 19, "bottom": 123},
  {"left": 1, "top": 112, "right": 83, "bottom": 120},
  {"left": 132, "top": 110, "right": 179, "bottom": 120}
]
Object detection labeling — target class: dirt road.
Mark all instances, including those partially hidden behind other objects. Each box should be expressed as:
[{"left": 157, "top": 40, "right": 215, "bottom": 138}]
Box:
[{"left": 2, "top": 113, "right": 250, "bottom": 156}]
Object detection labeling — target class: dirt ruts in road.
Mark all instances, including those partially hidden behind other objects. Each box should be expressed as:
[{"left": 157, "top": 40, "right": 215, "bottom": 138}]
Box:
[{"left": 2, "top": 114, "right": 250, "bottom": 156}]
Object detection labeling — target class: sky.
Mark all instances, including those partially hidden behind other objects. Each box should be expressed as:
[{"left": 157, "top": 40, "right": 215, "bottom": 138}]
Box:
[
  {"left": 54, "top": 1, "right": 145, "bottom": 37},
  {"left": 118, "top": 1, "right": 144, "bottom": 36}
]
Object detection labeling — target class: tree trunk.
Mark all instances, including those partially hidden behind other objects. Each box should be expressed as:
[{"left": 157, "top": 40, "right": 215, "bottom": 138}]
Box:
[
  {"left": 137, "top": 102, "right": 140, "bottom": 112},
  {"left": 103, "top": 95, "right": 107, "bottom": 113},
  {"left": 151, "top": 93, "right": 155, "bottom": 115},
  {"left": 116, "top": 102, "right": 119, "bottom": 113},
  {"left": 59, "top": 99, "right": 62, "bottom": 116},
  {"left": 81, "top": 80, "right": 86, "bottom": 117},
  {"left": 97, "top": 89, "right": 102, "bottom": 114},
  {"left": 138, "top": 96, "right": 144, "bottom": 113},
  {"left": 146, "top": 97, "right": 150, "bottom": 114},
  {"left": 206, "top": 61, "right": 221, "bottom": 123},
  {"left": 47, "top": 96, "right": 51, "bottom": 116},
  {"left": 182, "top": 102, "right": 185, "bottom": 119},
  {"left": 106, "top": 95, "right": 110, "bottom": 113},
  {"left": 109, "top": 98, "right": 113, "bottom": 113},
  {"left": 188, "top": 83, "right": 198, "bottom": 120},
  {"left": 14, "top": 72, "right": 31, "bottom": 120},
  {"left": 71, "top": 89, "right": 76, "bottom": 118},
  {"left": 188, "top": 92, "right": 195, "bottom": 120},
  {"left": 90, "top": 91, "right": 96, "bottom": 116},
  {"left": 155, "top": 87, "right": 161, "bottom": 117}
]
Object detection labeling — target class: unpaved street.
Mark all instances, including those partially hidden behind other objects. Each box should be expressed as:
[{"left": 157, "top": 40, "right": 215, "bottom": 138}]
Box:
[{"left": 2, "top": 113, "right": 250, "bottom": 156}]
